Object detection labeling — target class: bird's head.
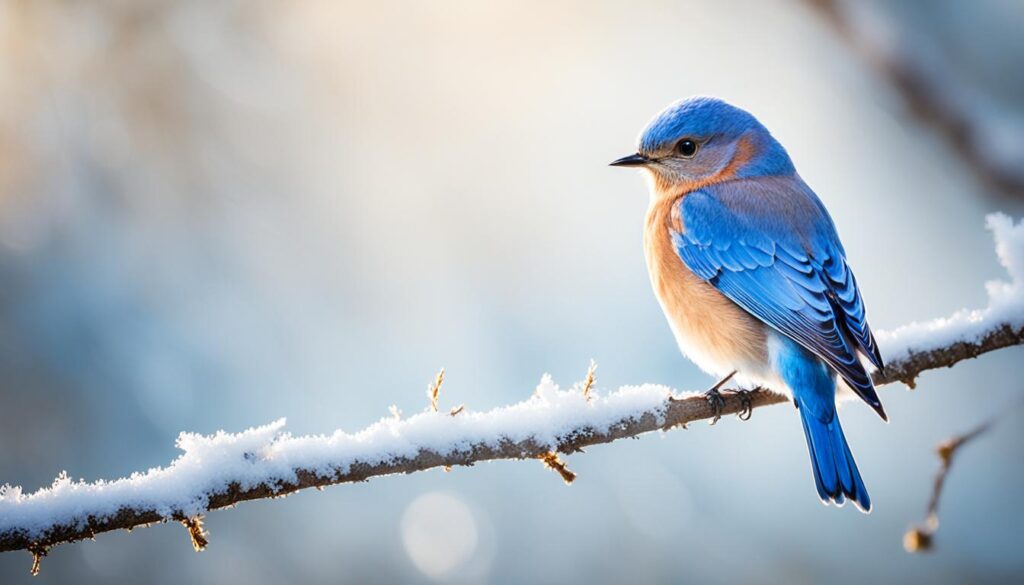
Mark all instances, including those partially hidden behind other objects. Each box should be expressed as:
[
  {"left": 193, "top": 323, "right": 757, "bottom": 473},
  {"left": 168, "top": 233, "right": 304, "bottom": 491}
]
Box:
[{"left": 611, "top": 97, "right": 794, "bottom": 197}]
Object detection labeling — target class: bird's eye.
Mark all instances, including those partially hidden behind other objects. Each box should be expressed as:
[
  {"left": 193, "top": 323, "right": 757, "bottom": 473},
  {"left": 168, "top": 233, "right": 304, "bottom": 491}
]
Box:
[{"left": 676, "top": 139, "right": 698, "bottom": 157}]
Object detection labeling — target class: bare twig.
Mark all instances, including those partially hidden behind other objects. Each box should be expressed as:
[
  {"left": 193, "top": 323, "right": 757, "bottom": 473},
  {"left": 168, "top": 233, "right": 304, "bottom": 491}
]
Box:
[
  {"left": 181, "top": 516, "right": 208, "bottom": 552},
  {"left": 580, "top": 360, "right": 597, "bottom": 402},
  {"left": 1, "top": 320, "right": 1019, "bottom": 565},
  {"left": 28, "top": 546, "right": 46, "bottom": 577},
  {"left": 427, "top": 368, "right": 445, "bottom": 413},
  {"left": 539, "top": 452, "right": 577, "bottom": 485},
  {"left": 903, "top": 400, "right": 1022, "bottom": 552}
]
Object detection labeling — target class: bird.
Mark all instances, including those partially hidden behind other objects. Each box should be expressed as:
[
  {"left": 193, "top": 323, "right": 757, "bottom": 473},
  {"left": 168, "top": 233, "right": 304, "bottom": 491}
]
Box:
[{"left": 611, "top": 97, "right": 885, "bottom": 512}]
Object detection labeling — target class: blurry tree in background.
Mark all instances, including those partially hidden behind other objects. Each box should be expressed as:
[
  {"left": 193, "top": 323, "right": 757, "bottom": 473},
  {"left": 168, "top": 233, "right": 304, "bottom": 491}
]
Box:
[
  {"left": 809, "top": 0, "right": 1024, "bottom": 200},
  {"left": 1, "top": 1, "right": 1023, "bottom": 583}
]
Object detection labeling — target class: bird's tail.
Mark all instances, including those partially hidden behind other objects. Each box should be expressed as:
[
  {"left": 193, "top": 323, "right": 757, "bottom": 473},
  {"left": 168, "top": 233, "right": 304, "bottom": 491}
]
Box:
[{"left": 796, "top": 401, "right": 871, "bottom": 513}]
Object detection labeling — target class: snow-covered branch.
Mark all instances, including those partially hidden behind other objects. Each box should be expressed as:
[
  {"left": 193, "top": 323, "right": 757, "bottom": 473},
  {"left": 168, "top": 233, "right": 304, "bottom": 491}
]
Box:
[{"left": 2, "top": 215, "right": 1023, "bottom": 572}]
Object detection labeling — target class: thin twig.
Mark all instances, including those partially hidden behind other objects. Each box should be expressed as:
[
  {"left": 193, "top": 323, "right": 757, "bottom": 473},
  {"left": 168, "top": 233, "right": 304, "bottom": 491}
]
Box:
[
  {"left": 28, "top": 546, "right": 46, "bottom": 577},
  {"left": 181, "top": 516, "right": 208, "bottom": 552},
  {"left": 428, "top": 368, "right": 445, "bottom": 413},
  {"left": 580, "top": 360, "right": 597, "bottom": 402},
  {"left": 904, "top": 399, "right": 1023, "bottom": 552},
  {"left": 539, "top": 452, "right": 576, "bottom": 485}
]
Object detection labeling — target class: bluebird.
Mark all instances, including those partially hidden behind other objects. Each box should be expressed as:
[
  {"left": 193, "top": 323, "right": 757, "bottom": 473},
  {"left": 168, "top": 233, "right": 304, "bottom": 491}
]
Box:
[{"left": 611, "top": 97, "right": 884, "bottom": 512}]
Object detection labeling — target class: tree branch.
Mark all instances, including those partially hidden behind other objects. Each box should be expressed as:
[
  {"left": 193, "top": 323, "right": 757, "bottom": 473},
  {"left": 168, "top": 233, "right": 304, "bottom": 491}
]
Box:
[
  {"left": 806, "top": 0, "right": 1024, "bottom": 199},
  {"left": 2, "top": 214, "right": 1023, "bottom": 572},
  {"left": 0, "top": 323, "right": 1019, "bottom": 562}
]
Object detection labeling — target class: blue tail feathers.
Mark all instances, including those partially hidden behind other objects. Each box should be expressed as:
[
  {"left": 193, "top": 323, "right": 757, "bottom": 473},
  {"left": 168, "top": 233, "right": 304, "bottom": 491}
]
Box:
[
  {"left": 797, "top": 400, "right": 871, "bottom": 512},
  {"left": 770, "top": 332, "right": 872, "bottom": 512}
]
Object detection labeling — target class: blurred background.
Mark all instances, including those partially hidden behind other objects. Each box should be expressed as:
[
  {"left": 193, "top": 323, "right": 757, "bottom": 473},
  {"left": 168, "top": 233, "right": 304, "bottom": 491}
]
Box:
[{"left": 1, "top": 0, "right": 1023, "bottom": 583}]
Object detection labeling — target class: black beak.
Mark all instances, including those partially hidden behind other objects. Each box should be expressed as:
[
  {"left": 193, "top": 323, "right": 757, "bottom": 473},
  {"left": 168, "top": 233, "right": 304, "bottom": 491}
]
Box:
[{"left": 609, "top": 153, "right": 649, "bottom": 167}]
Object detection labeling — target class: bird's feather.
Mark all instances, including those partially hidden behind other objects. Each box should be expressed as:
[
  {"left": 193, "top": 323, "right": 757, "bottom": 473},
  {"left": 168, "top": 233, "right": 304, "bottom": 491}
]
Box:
[{"left": 673, "top": 175, "right": 886, "bottom": 419}]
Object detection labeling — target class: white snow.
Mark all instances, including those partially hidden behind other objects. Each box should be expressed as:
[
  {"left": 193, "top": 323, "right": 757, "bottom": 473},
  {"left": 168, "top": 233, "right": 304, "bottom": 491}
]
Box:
[
  {"left": 0, "top": 377, "right": 674, "bottom": 542},
  {"left": 875, "top": 213, "right": 1024, "bottom": 364},
  {"left": 3, "top": 214, "right": 1023, "bottom": 544}
]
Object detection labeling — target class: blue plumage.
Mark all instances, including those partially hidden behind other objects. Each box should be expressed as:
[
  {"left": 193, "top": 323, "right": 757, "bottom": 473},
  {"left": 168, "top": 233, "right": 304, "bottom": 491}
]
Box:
[
  {"left": 675, "top": 180, "right": 887, "bottom": 421},
  {"left": 637, "top": 96, "right": 795, "bottom": 178},
  {"left": 614, "top": 96, "right": 885, "bottom": 511},
  {"left": 773, "top": 332, "right": 871, "bottom": 511}
]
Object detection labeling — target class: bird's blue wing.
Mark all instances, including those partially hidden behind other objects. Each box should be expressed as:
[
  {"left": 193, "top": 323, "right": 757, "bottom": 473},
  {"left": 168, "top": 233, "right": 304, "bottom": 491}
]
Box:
[{"left": 674, "top": 180, "right": 885, "bottom": 419}]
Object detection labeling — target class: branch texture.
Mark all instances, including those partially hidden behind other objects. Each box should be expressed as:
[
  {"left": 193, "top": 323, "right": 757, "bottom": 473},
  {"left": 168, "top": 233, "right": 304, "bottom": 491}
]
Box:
[
  {"left": 1, "top": 322, "right": 1020, "bottom": 559},
  {"left": 1, "top": 214, "right": 1023, "bottom": 569}
]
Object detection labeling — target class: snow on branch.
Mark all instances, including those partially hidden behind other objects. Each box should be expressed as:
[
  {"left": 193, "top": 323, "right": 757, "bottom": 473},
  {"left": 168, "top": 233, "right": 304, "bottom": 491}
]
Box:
[
  {"left": 875, "top": 214, "right": 1024, "bottom": 386},
  {"left": 2, "top": 215, "right": 1023, "bottom": 572}
]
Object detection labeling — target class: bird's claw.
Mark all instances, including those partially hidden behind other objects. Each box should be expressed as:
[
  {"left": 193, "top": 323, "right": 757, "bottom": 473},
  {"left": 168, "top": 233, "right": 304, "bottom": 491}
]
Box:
[
  {"left": 703, "top": 371, "right": 736, "bottom": 426},
  {"left": 705, "top": 387, "right": 727, "bottom": 425},
  {"left": 704, "top": 372, "right": 737, "bottom": 428},
  {"left": 704, "top": 380, "right": 759, "bottom": 424},
  {"left": 735, "top": 389, "right": 756, "bottom": 421}
]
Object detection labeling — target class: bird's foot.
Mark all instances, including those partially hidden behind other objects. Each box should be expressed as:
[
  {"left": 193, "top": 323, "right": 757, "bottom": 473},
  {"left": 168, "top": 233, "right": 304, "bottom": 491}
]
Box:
[
  {"left": 704, "top": 371, "right": 736, "bottom": 425},
  {"left": 733, "top": 388, "right": 760, "bottom": 421},
  {"left": 705, "top": 388, "right": 727, "bottom": 425}
]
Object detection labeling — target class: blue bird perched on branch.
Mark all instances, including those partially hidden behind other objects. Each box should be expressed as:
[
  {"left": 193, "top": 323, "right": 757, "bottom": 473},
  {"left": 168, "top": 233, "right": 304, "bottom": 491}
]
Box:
[{"left": 612, "top": 97, "right": 885, "bottom": 512}]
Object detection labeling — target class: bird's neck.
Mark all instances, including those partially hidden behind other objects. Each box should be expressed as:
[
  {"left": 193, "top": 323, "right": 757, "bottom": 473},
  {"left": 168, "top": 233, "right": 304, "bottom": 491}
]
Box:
[
  {"left": 733, "top": 130, "right": 795, "bottom": 179},
  {"left": 644, "top": 170, "right": 698, "bottom": 204}
]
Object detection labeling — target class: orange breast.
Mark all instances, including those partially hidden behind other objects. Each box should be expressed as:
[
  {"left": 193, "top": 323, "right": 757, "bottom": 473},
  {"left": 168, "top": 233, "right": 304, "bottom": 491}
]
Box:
[{"left": 644, "top": 195, "right": 769, "bottom": 377}]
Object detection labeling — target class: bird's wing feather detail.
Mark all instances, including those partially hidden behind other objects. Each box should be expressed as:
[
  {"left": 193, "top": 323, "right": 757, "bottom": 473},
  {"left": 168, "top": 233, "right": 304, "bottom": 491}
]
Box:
[{"left": 675, "top": 182, "right": 885, "bottom": 418}]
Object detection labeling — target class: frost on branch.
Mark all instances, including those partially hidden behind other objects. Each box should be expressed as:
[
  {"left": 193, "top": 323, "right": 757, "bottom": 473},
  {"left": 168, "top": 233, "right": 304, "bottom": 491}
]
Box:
[
  {"left": 0, "top": 377, "right": 676, "bottom": 559},
  {"left": 874, "top": 213, "right": 1024, "bottom": 387},
  {"left": 1, "top": 214, "right": 1023, "bottom": 572}
]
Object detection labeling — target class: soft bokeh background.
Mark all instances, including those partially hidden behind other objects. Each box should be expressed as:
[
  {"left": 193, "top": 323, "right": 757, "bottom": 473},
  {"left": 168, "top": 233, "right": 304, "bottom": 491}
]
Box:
[{"left": 2, "top": 0, "right": 1023, "bottom": 583}]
